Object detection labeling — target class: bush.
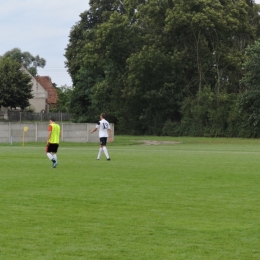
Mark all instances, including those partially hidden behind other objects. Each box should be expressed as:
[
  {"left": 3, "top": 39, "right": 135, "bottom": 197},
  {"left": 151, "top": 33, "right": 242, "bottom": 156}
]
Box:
[{"left": 169, "top": 88, "right": 242, "bottom": 137}]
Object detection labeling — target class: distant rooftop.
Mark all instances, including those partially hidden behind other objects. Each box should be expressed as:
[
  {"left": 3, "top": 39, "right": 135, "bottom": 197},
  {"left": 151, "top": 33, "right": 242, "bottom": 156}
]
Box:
[{"left": 35, "top": 76, "right": 58, "bottom": 104}]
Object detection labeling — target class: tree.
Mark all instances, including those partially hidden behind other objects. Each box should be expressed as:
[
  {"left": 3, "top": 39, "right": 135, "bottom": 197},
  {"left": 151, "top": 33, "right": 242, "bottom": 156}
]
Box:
[
  {"left": 164, "top": 0, "right": 255, "bottom": 95},
  {"left": 237, "top": 40, "right": 260, "bottom": 136},
  {"left": 65, "top": 0, "right": 260, "bottom": 136},
  {"left": 68, "top": 68, "right": 101, "bottom": 122},
  {"left": 0, "top": 58, "right": 33, "bottom": 109},
  {"left": 65, "top": 0, "right": 130, "bottom": 122},
  {"left": 0, "top": 48, "right": 46, "bottom": 76},
  {"left": 55, "top": 85, "right": 73, "bottom": 112},
  {"left": 65, "top": 0, "right": 125, "bottom": 85},
  {"left": 240, "top": 40, "right": 260, "bottom": 91}
]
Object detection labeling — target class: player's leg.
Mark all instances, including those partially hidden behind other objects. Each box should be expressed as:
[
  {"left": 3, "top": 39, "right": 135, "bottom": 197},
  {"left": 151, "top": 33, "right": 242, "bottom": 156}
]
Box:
[
  {"left": 46, "top": 144, "right": 55, "bottom": 161},
  {"left": 103, "top": 146, "right": 110, "bottom": 160},
  {"left": 52, "top": 144, "right": 58, "bottom": 164},
  {"left": 102, "top": 138, "right": 110, "bottom": 160},
  {"left": 97, "top": 138, "right": 103, "bottom": 160},
  {"left": 52, "top": 144, "right": 59, "bottom": 168},
  {"left": 53, "top": 153, "right": 58, "bottom": 166},
  {"left": 46, "top": 144, "right": 57, "bottom": 168},
  {"left": 97, "top": 147, "right": 103, "bottom": 160}
]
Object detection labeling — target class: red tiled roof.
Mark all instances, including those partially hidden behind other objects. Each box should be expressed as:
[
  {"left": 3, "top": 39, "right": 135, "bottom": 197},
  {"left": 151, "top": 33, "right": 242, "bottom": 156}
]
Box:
[{"left": 35, "top": 76, "right": 58, "bottom": 104}]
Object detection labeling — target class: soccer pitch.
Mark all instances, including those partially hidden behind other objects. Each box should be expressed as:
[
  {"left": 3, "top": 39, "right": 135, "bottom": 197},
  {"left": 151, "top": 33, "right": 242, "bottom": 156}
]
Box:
[{"left": 1, "top": 136, "right": 260, "bottom": 259}]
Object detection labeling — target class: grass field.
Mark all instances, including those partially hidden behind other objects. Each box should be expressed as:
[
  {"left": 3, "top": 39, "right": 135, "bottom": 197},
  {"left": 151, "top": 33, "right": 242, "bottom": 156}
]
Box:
[{"left": 1, "top": 136, "right": 260, "bottom": 259}]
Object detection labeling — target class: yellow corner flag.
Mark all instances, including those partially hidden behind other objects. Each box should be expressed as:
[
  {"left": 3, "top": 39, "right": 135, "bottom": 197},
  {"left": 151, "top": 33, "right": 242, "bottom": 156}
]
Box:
[{"left": 22, "top": 126, "right": 28, "bottom": 146}]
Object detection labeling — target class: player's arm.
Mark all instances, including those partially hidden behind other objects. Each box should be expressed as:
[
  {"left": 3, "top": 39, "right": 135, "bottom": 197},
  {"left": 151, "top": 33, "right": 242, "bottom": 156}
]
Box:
[
  {"left": 47, "top": 130, "right": 52, "bottom": 144},
  {"left": 47, "top": 125, "right": 52, "bottom": 144},
  {"left": 91, "top": 122, "right": 99, "bottom": 134},
  {"left": 91, "top": 127, "right": 97, "bottom": 134},
  {"left": 108, "top": 128, "right": 113, "bottom": 142}
]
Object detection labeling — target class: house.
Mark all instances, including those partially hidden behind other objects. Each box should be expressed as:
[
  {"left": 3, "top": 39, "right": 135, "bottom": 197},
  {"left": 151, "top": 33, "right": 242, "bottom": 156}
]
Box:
[
  {"left": 35, "top": 76, "right": 58, "bottom": 112},
  {"left": 20, "top": 66, "right": 48, "bottom": 112},
  {"left": 0, "top": 67, "right": 58, "bottom": 115}
]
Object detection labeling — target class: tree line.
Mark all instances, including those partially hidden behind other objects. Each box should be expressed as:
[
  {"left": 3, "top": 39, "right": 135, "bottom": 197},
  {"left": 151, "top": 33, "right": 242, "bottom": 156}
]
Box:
[
  {"left": 64, "top": 0, "right": 260, "bottom": 137},
  {"left": 2, "top": 1, "right": 260, "bottom": 137}
]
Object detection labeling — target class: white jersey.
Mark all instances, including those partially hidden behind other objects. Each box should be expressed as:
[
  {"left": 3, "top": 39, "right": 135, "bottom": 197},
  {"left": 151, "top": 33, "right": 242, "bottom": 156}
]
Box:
[{"left": 96, "top": 119, "right": 110, "bottom": 138}]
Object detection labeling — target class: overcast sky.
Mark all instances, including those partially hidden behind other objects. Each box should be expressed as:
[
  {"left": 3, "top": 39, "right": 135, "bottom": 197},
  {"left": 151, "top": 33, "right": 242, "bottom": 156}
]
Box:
[
  {"left": 0, "top": 0, "right": 89, "bottom": 87},
  {"left": 1, "top": 0, "right": 260, "bottom": 87}
]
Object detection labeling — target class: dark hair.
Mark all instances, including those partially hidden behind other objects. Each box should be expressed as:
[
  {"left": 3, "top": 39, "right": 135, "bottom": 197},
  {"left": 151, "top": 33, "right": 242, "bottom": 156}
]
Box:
[
  {"left": 50, "top": 118, "right": 55, "bottom": 122},
  {"left": 101, "top": 113, "right": 106, "bottom": 119}
]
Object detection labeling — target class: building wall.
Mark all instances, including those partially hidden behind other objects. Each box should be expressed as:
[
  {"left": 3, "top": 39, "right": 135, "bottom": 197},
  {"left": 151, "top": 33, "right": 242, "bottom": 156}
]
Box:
[
  {"left": 29, "top": 98, "right": 47, "bottom": 113},
  {"left": 35, "top": 76, "right": 58, "bottom": 110},
  {"left": 20, "top": 67, "right": 48, "bottom": 112}
]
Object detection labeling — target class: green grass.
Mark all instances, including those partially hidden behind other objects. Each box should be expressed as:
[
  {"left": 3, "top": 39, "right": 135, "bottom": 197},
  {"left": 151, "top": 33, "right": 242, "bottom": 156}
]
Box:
[{"left": 1, "top": 136, "right": 260, "bottom": 259}]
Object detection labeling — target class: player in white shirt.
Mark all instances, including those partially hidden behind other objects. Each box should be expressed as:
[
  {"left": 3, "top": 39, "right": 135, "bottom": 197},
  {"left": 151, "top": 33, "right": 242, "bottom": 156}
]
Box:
[{"left": 91, "top": 113, "right": 113, "bottom": 160}]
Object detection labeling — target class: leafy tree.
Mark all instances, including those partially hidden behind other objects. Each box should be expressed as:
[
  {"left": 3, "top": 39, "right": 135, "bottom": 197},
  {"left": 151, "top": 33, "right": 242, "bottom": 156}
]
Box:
[
  {"left": 0, "top": 48, "right": 46, "bottom": 76},
  {"left": 65, "top": 0, "right": 133, "bottom": 122},
  {"left": 122, "top": 45, "right": 183, "bottom": 134},
  {"left": 77, "top": 0, "right": 182, "bottom": 132},
  {"left": 68, "top": 68, "right": 102, "bottom": 122},
  {"left": 237, "top": 40, "right": 260, "bottom": 136},
  {"left": 0, "top": 57, "right": 33, "bottom": 109},
  {"left": 83, "top": 11, "right": 144, "bottom": 119},
  {"left": 65, "top": 0, "right": 126, "bottom": 85},
  {"left": 237, "top": 90, "right": 260, "bottom": 137},
  {"left": 180, "top": 87, "right": 239, "bottom": 137},
  {"left": 65, "top": 11, "right": 94, "bottom": 85},
  {"left": 65, "top": 0, "right": 260, "bottom": 136},
  {"left": 240, "top": 40, "right": 260, "bottom": 90},
  {"left": 54, "top": 85, "right": 73, "bottom": 113},
  {"left": 164, "top": 0, "right": 255, "bottom": 95}
]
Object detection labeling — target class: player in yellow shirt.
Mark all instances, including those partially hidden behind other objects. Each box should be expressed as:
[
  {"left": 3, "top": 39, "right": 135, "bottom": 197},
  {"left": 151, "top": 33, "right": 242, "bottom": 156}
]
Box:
[{"left": 46, "top": 118, "right": 61, "bottom": 168}]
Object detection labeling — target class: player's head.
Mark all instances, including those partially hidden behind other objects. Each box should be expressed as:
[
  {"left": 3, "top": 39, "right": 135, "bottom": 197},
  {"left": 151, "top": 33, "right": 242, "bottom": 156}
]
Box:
[
  {"left": 100, "top": 113, "right": 106, "bottom": 119},
  {"left": 50, "top": 118, "right": 55, "bottom": 123}
]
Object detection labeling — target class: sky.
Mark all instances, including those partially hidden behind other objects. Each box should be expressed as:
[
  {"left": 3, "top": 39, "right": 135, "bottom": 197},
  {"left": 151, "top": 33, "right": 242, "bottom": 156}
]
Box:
[
  {"left": 0, "top": 0, "right": 89, "bottom": 87},
  {"left": 1, "top": 0, "right": 260, "bottom": 87}
]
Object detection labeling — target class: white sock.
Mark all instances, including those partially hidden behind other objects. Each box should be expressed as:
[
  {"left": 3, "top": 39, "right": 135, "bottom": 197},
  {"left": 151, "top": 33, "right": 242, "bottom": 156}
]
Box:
[
  {"left": 97, "top": 148, "right": 103, "bottom": 159},
  {"left": 53, "top": 154, "right": 58, "bottom": 163},
  {"left": 103, "top": 147, "right": 109, "bottom": 159},
  {"left": 47, "top": 153, "right": 54, "bottom": 161}
]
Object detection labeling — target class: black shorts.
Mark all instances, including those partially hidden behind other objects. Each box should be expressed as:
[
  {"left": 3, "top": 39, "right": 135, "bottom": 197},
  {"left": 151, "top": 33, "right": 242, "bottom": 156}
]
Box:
[
  {"left": 100, "top": 137, "right": 107, "bottom": 146},
  {"left": 46, "top": 143, "right": 59, "bottom": 153}
]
